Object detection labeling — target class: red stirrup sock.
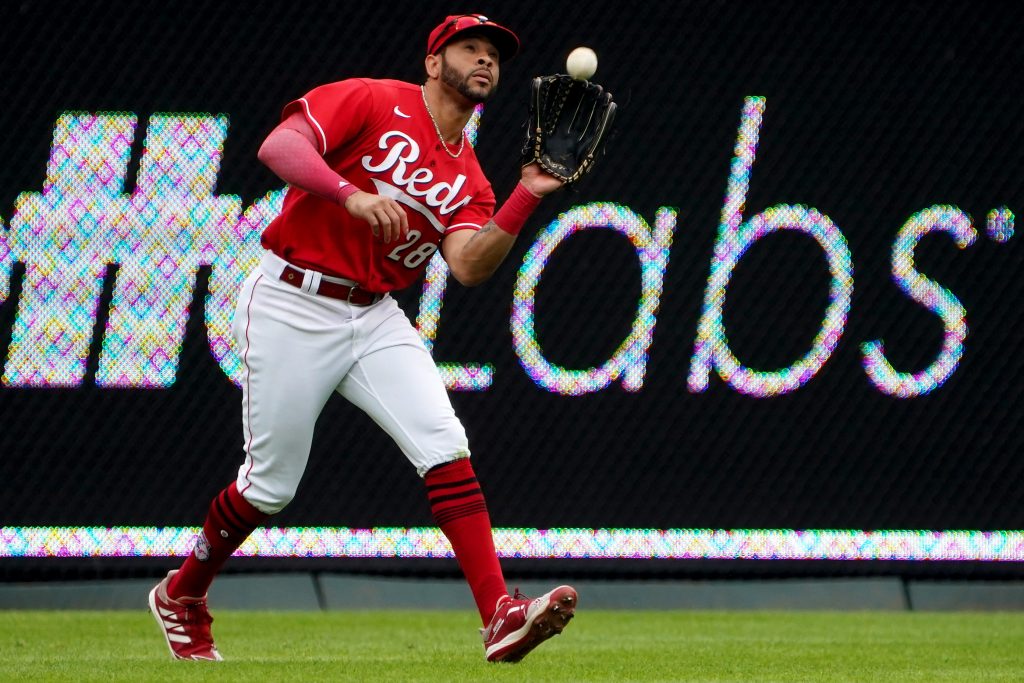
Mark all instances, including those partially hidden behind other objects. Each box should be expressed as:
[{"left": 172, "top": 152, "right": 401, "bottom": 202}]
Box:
[
  {"left": 168, "top": 482, "right": 270, "bottom": 600},
  {"left": 425, "top": 458, "right": 509, "bottom": 624}
]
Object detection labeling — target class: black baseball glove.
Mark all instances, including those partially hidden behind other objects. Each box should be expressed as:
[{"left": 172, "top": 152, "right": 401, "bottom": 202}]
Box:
[{"left": 523, "top": 74, "right": 616, "bottom": 184}]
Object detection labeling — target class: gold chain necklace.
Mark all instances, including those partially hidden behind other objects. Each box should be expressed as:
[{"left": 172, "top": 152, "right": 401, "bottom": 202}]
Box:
[{"left": 420, "top": 85, "right": 465, "bottom": 159}]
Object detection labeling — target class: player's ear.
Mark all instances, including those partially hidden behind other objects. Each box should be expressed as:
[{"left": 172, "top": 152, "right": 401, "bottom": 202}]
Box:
[{"left": 425, "top": 53, "right": 442, "bottom": 80}]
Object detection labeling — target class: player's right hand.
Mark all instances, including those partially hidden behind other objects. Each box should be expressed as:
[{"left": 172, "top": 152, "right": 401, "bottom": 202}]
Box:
[{"left": 344, "top": 191, "right": 409, "bottom": 244}]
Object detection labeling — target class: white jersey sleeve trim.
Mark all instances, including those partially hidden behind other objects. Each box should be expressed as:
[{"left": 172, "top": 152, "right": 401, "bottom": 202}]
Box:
[{"left": 298, "top": 97, "right": 329, "bottom": 155}]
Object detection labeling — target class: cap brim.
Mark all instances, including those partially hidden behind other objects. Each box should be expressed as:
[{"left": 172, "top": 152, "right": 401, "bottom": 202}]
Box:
[{"left": 443, "top": 24, "right": 520, "bottom": 62}]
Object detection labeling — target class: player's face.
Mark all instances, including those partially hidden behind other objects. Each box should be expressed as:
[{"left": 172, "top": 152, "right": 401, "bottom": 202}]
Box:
[{"left": 439, "top": 36, "right": 500, "bottom": 103}]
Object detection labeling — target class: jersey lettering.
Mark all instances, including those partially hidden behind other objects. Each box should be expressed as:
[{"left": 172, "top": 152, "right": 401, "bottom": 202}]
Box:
[
  {"left": 387, "top": 229, "right": 421, "bottom": 259},
  {"left": 361, "top": 131, "right": 472, "bottom": 215},
  {"left": 386, "top": 229, "right": 439, "bottom": 269}
]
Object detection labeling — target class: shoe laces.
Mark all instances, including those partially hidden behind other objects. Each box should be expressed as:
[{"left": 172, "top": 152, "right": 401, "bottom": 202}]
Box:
[
  {"left": 487, "top": 588, "right": 531, "bottom": 632},
  {"left": 188, "top": 603, "right": 214, "bottom": 628},
  {"left": 170, "top": 598, "right": 214, "bottom": 628}
]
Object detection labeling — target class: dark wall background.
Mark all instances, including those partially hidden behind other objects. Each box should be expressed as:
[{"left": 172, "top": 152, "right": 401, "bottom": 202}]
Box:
[{"left": 1, "top": 1, "right": 1022, "bottom": 577}]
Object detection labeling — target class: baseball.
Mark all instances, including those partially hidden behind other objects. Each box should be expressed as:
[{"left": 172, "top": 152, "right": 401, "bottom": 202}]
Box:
[{"left": 566, "top": 47, "right": 598, "bottom": 80}]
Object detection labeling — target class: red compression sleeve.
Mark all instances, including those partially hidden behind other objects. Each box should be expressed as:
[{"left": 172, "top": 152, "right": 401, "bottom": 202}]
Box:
[
  {"left": 492, "top": 181, "right": 542, "bottom": 236},
  {"left": 258, "top": 127, "right": 359, "bottom": 205}
]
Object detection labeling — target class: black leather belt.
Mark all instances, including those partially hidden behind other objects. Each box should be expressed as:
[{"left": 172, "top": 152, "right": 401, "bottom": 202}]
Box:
[{"left": 279, "top": 265, "right": 382, "bottom": 306}]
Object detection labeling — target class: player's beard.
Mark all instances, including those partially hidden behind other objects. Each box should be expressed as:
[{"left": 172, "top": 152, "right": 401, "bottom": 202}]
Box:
[{"left": 440, "top": 58, "right": 496, "bottom": 103}]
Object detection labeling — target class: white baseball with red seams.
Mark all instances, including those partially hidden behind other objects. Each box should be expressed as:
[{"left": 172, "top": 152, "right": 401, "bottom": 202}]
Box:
[{"left": 566, "top": 47, "right": 598, "bottom": 80}]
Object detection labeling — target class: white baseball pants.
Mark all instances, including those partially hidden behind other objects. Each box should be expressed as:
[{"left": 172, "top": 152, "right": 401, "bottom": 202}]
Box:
[{"left": 231, "top": 252, "right": 470, "bottom": 514}]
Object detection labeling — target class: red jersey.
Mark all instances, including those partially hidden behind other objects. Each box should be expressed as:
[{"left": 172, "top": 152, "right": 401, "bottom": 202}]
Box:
[{"left": 261, "top": 78, "right": 496, "bottom": 293}]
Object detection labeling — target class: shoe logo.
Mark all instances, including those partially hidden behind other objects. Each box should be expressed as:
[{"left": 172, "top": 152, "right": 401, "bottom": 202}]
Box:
[
  {"left": 157, "top": 608, "right": 193, "bottom": 643},
  {"left": 393, "top": 106, "right": 412, "bottom": 119}
]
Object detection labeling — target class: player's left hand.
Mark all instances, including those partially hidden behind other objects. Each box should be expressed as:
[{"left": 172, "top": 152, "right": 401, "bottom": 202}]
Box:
[{"left": 520, "top": 162, "right": 564, "bottom": 197}]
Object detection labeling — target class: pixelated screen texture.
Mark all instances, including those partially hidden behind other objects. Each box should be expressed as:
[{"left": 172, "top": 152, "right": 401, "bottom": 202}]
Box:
[{"left": 0, "top": 1, "right": 1022, "bottom": 574}]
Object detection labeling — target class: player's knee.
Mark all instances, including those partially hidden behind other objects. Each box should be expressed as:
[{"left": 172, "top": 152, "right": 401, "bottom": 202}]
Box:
[
  {"left": 263, "top": 489, "right": 297, "bottom": 514},
  {"left": 419, "top": 450, "right": 471, "bottom": 478},
  {"left": 240, "top": 482, "right": 298, "bottom": 515},
  {"left": 252, "top": 497, "right": 289, "bottom": 515}
]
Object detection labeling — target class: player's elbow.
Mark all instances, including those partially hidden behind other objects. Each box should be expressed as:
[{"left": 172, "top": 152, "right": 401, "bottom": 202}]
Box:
[
  {"left": 256, "top": 135, "right": 278, "bottom": 168},
  {"left": 257, "top": 126, "right": 311, "bottom": 170},
  {"left": 452, "top": 270, "right": 490, "bottom": 288},
  {"left": 448, "top": 261, "right": 493, "bottom": 288},
  {"left": 256, "top": 140, "right": 272, "bottom": 169}
]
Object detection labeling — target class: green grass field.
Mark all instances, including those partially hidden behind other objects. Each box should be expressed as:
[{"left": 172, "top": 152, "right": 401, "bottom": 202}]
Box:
[{"left": 2, "top": 610, "right": 1022, "bottom": 682}]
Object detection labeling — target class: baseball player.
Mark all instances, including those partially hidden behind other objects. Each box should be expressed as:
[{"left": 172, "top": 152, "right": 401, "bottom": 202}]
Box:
[{"left": 149, "top": 14, "right": 578, "bottom": 664}]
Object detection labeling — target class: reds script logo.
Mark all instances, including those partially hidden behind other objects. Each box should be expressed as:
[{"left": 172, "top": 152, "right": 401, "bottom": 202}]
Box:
[
  {"left": 361, "top": 131, "right": 472, "bottom": 233},
  {"left": 193, "top": 531, "right": 211, "bottom": 562}
]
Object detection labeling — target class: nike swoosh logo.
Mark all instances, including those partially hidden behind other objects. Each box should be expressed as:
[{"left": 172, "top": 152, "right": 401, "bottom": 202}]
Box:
[{"left": 393, "top": 106, "right": 411, "bottom": 119}]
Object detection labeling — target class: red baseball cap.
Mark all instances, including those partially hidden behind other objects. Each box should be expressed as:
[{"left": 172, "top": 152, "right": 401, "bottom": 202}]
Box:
[{"left": 426, "top": 14, "right": 520, "bottom": 62}]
